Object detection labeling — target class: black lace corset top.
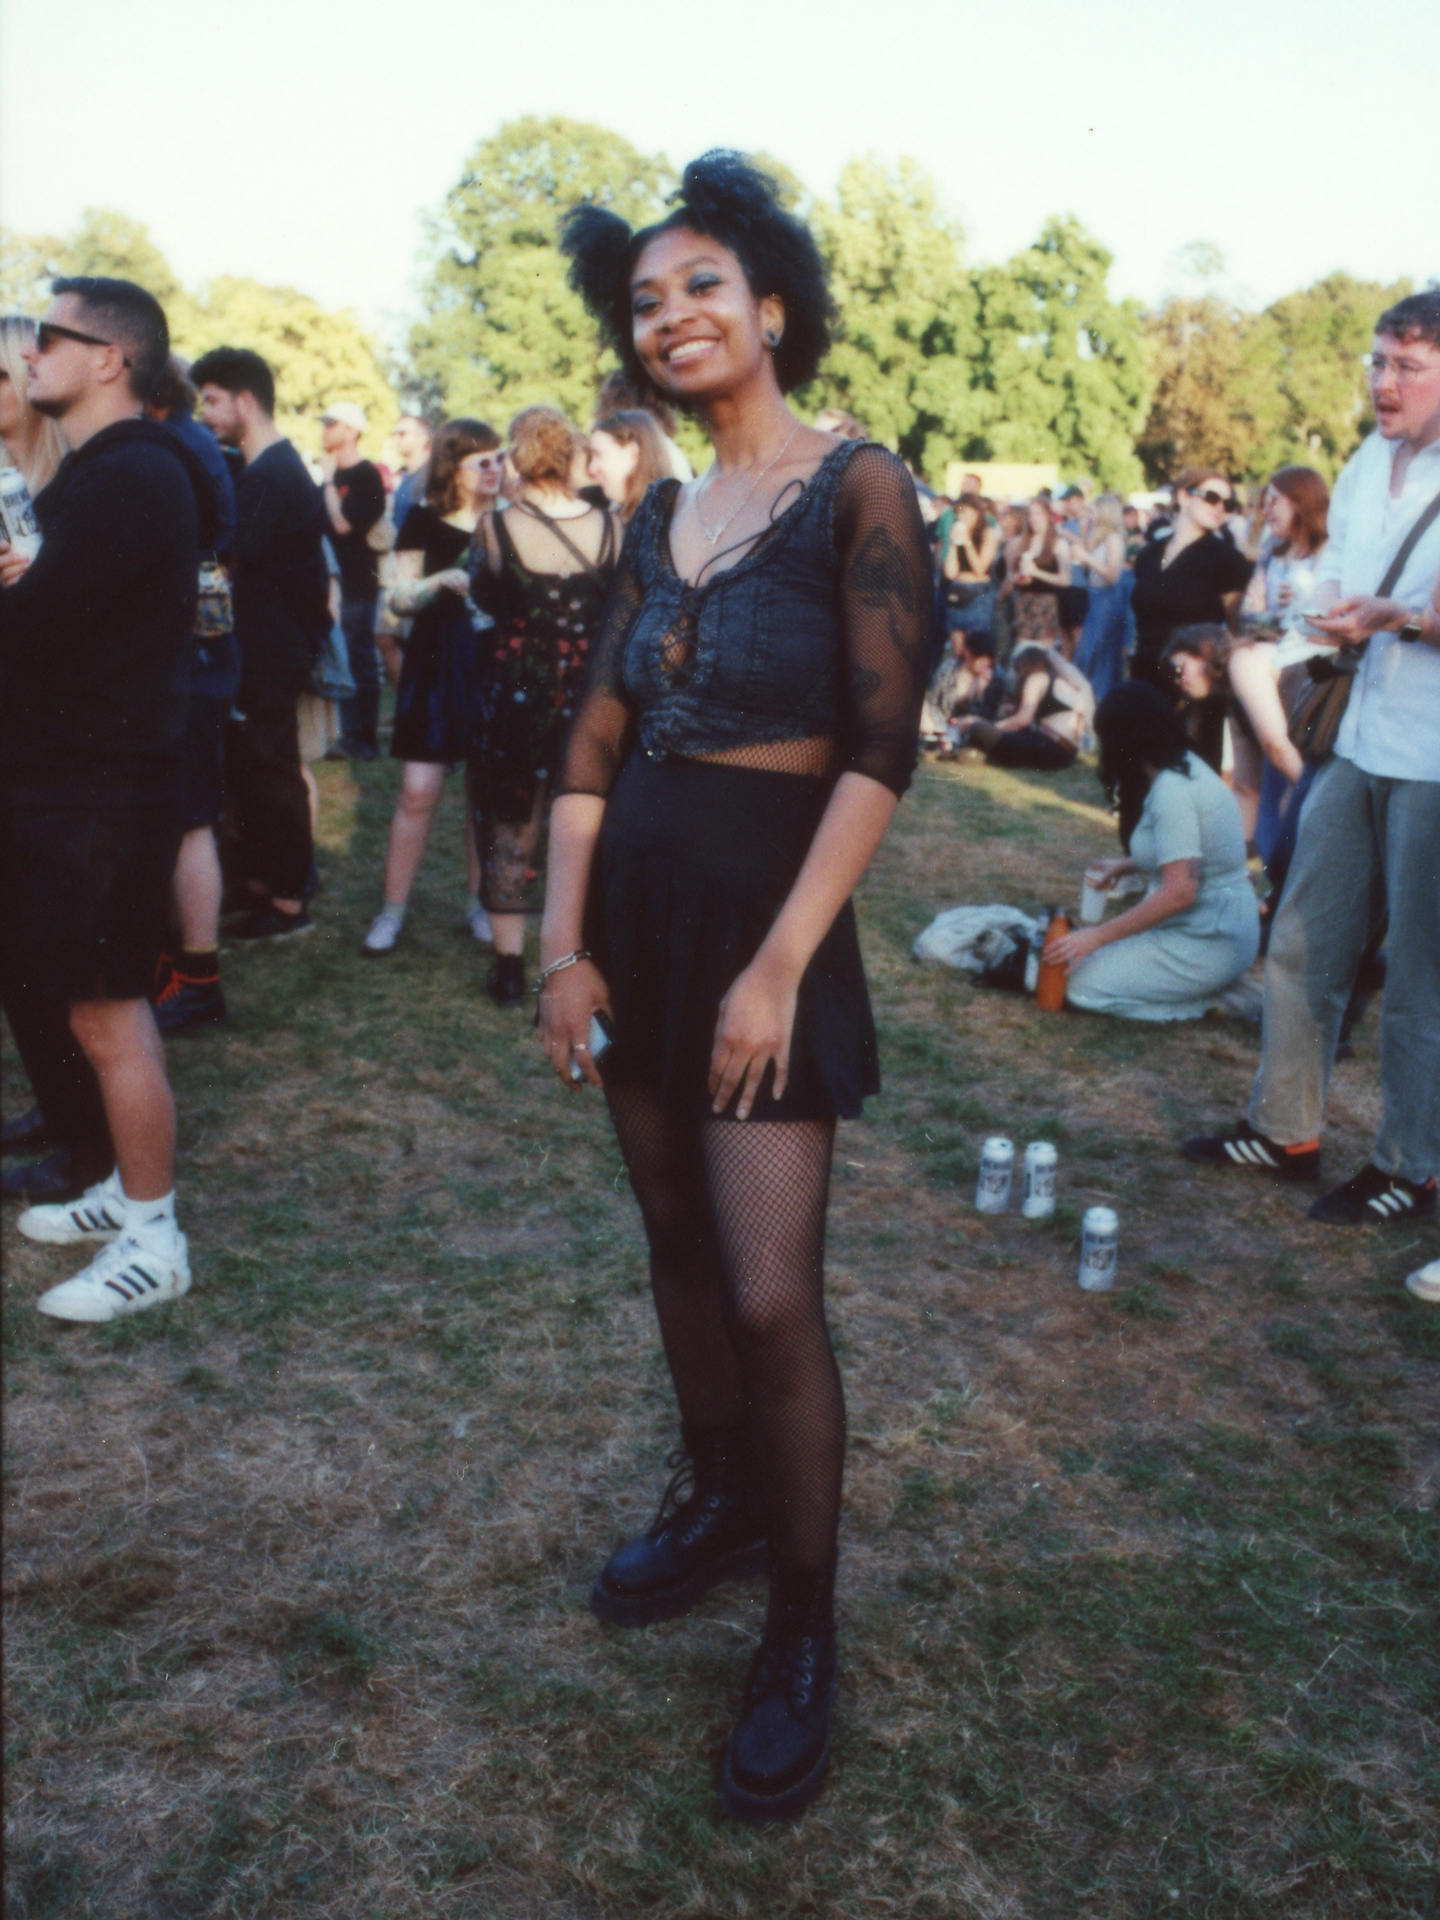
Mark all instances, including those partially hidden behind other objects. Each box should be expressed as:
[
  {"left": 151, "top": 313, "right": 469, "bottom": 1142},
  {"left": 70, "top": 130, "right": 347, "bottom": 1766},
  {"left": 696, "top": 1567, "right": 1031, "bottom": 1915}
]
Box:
[{"left": 557, "top": 440, "right": 934, "bottom": 800}]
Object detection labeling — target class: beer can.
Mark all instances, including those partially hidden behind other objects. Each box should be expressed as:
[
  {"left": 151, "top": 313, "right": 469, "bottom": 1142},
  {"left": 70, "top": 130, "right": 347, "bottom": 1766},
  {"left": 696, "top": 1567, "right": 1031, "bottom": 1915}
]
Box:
[
  {"left": 1078, "top": 1206, "right": 1119, "bottom": 1291},
  {"left": 0, "top": 464, "right": 41, "bottom": 560},
  {"left": 975, "top": 1136, "right": 1014, "bottom": 1213},
  {"left": 1021, "top": 1141, "right": 1058, "bottom": 1219}
]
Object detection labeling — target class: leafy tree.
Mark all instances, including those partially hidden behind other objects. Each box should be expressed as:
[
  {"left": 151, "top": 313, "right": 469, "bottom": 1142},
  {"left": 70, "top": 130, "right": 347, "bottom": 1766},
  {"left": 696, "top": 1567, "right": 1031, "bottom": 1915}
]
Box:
[
  {"left": 1136, "top": 295, "right": 1287, "bottom": 484},
  {"left": 54, "top": 208, "right": 188, "bottom": 316},
  {"left": 971, "top": 217, "right": 1151, "bottom": 492},
  {"left": 178, "top": 278, "right": 397, "bottom": 457},
  {"left": 1260, "top": 272, "right": 1412, "bottom": 479},
  {"left": 409, "top": 116, "right": 670, "bottom": 429},
  {"left": 809, "top": 156, "right": 983, "bottom": 478},
  {"left": 0, "top": 226, "right": 65, "bottom": 314}
]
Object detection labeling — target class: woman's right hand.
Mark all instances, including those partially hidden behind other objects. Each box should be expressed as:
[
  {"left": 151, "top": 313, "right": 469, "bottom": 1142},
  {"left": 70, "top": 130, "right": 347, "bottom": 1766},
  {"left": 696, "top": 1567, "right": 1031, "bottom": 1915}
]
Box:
[
  {"left": 1085, "top": 858, "right": 1132, "bottom": 891},
  {"left": 537, "top": 958, "right": 613, "bottom": 1092},
  {"left": 433, "top": 568, "right": 471, "bottom": 596}
]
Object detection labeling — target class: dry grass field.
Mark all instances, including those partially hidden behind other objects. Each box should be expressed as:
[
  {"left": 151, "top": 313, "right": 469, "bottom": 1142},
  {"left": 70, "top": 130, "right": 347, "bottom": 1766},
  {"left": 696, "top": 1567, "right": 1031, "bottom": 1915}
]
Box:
[{"left": 4, "top": 749, "right": 1437, "bottom": 1920}]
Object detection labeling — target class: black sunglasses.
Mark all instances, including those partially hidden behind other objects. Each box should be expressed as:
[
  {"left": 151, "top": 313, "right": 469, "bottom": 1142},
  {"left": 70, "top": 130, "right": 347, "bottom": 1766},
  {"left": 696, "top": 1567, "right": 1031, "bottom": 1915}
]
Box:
[
  {"left": 35, "top": 320, "right": 132, "bottom": 366},
  {"left": 1193, "top": 487, "right": 1234, "bottom": 510}
]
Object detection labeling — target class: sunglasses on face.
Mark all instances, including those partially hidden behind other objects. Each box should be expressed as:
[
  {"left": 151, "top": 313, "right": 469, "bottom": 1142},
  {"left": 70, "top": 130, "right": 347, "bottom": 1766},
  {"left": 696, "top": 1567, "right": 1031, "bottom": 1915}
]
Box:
[
  {"left": 35, "top": 320, "right": 131, "bottom": 365},
  {"left": 1193, "top": 488, "right": 1234, "bottom": 510}
]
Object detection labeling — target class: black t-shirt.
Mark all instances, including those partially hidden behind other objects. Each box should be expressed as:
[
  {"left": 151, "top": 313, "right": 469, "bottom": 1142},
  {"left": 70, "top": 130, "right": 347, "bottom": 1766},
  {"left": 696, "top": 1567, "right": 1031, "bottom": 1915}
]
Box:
[
  {"left": 233, "top": 439, "right": 330, "bottom": 708},
  {"left": 0, "top": 420, "right": 213, "bottom": 777},
  {"left": 396, "top": 503, "right": 472, "bottom": 575},
  {"left": 1130, "top": 532, "right": 1253, "bottom": 670},
  {"left": 329, "top": 458, "right": 386, "bottom": 599}
]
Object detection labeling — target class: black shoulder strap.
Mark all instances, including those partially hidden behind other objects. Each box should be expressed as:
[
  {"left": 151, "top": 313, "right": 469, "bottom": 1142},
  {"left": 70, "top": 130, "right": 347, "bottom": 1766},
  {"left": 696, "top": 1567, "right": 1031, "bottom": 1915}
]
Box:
[
  {"left": 1377, "top": 484, "right": 1440, "bottom": 597},
  {"left": 511, "top": 500, "right": 610, "bottom": 583}
]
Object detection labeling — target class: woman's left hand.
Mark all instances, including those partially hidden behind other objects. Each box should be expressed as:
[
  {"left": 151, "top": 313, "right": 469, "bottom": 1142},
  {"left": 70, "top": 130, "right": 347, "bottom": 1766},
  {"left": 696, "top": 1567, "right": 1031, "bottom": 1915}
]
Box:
[
  {"left": 1045, "top": 925, "right": 1106, "bottom": 971},
  {"left": 709, "top": 950, "right": 800, "bottom": 1119}
]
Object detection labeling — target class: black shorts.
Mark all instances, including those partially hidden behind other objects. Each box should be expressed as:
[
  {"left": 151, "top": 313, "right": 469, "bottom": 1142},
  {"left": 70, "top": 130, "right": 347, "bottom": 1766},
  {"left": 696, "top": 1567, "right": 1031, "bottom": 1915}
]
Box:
[
  {"left": 4, "top": 775, "right": 183, "bottom": 1002},
  {"left": 182, "top": 692, "right": 231, "bottom": 830}
]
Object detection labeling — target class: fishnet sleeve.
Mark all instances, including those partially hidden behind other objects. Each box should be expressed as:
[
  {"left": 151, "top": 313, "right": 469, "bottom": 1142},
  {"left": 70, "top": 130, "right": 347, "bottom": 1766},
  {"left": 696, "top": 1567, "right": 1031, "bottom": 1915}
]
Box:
[
  {"left": 833, "top": 445, "right": 935, "bottom": 797},
  {"left": 555, "top": 503, "right": 647, "bottom": 799}
]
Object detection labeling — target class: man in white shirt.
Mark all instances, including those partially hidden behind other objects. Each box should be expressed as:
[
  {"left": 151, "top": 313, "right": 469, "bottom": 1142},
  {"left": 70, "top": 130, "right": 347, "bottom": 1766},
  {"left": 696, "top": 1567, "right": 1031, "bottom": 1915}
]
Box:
[{"left": 1184, "top": 292, "right": 1440, "bottom": 1232}]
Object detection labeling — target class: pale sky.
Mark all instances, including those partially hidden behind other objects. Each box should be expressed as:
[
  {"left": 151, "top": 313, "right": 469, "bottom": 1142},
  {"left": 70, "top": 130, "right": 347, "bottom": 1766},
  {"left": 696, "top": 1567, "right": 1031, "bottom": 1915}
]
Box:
[{"left": 2, "top": 0, "right": 1434, "bottom": 345}]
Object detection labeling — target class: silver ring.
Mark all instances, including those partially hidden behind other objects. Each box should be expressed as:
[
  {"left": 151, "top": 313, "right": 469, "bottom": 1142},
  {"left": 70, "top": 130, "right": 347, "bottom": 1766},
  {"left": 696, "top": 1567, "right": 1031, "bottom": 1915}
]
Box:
[{"left": 574, "top": 1043, "right": 589, "bottom": 1051}]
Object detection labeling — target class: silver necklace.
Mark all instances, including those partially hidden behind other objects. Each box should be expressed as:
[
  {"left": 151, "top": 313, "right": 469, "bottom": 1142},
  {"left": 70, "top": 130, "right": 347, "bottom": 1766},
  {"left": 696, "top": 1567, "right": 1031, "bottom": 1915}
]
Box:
[{"left": 694, "top": 420, "right": 802, "bottom": 548}]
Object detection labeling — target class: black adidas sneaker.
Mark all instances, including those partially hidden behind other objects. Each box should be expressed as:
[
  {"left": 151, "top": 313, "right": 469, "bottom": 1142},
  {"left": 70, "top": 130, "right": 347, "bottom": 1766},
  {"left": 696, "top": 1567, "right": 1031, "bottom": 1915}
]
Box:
[
  {"left": 1308, "top": 1164, "right": 1438, "bottom": 1227},
  {"left": 1181, "top": 1119, "right": 1320, "bottom": 1182}
]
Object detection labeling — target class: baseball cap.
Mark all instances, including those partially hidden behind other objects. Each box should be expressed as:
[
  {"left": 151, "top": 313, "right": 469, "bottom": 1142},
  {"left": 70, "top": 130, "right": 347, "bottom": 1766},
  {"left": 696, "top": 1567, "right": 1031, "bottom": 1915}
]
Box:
[{"left": 321, "top": 400, "right": 367, "bottom": 432}]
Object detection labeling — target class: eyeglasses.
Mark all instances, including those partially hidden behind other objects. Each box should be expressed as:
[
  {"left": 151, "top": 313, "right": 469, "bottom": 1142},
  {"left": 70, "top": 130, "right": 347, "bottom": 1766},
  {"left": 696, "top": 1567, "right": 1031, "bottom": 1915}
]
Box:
[
  {"left": 467, "top": 453, "right": 506, "bottom": 471},
  {"left": 1361, "top": 351, "right": 1439, "bottom": 383},
  {"left": 35, "top": 320, "right": 131, "bottom": 366},
  {"left": 1192, "top": 488, "right": 1234, "bottom": 511}
]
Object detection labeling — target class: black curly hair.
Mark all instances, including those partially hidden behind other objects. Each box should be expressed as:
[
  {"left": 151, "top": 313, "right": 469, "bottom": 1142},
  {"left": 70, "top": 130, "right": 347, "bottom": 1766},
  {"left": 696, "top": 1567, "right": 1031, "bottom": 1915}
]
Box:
[
  {"left": 1094, "top": 682, "right": 1192, "bottom": 852},
  {"left": 560, "top": 150, "right": 834, "bottom": 401}
]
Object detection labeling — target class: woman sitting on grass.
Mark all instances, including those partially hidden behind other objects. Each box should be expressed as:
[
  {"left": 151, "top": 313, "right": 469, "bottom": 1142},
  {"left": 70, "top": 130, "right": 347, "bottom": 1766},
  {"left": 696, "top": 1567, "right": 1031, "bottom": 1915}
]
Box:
[
  {"left": 953, "top": 642, "right": 1092, "bottom": 769},
  {"left": 1046, "top": 682, "right": 1260, "bottom": 1020}
]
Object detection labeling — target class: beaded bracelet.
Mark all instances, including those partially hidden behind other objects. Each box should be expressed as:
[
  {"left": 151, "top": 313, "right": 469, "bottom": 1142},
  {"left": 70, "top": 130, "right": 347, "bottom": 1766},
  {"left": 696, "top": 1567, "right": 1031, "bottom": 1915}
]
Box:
[{"left": 534, "top": 949, "right": 592, "bottom": 993}]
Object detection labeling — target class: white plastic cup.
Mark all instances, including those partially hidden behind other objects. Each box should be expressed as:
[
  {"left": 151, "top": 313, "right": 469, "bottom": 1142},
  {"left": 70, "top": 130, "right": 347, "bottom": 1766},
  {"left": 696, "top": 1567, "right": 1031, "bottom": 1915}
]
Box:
[
  {"left": 975, "top": 1137, "right": 1014, "bottom": 1213},
  {"left": 1079, "top": 877, "right": 1108, "bottom": 925},
  {"left": 1022, "top": 1142, "right": 1058, "bottom": 1219},
  {"left": 1078, "top": 1207, "right": 1119, "bottom": 1291}
]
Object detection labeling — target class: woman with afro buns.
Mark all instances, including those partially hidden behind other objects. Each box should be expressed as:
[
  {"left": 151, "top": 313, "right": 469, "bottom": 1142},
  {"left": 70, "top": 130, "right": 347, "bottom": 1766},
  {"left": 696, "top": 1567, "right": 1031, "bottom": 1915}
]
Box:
[{"left": 536, "top": 152, "right": 933, "bottom": 1821}]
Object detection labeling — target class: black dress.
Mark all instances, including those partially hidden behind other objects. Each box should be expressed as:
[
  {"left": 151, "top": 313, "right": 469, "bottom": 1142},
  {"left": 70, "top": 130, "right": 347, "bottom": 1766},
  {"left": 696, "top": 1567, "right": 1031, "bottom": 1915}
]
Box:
[
  {"left": 558, "top": 442, "right": 933, "bottom": 1122},
  {"left": 389, "top": 506, "right": 482, "bottom": 764},
  {"left": 1130, "top": 531, "right": 1253, "bottom": 687}
]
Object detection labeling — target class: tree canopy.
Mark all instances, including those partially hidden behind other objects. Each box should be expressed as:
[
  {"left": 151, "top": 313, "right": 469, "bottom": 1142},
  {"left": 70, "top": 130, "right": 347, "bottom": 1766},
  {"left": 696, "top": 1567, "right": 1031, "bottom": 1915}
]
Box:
[
  {"left": 0, "top": 212, "right": 397, "bottom": 457},
  {"left": 408, "top": 117, "right": 670, "bottom": 430}
]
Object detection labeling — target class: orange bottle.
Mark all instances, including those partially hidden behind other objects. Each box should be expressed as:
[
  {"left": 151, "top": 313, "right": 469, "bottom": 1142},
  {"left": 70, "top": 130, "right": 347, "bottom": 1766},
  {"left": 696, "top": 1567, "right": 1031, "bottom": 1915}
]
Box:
[{"left": 1035, "top": 907, "right": 1070, "bottom": 1011}]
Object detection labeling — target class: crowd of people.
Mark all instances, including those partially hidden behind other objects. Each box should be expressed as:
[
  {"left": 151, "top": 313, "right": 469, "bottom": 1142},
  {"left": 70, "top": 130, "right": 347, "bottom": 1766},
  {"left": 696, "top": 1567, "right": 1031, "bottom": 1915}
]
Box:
[{"left": 1, "top": 151, "right": 1437, "bottom": 1827}]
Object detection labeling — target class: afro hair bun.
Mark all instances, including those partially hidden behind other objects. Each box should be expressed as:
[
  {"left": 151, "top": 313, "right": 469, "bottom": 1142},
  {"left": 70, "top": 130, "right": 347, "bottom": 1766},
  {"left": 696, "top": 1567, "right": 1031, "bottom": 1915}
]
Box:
[{"left": 560, "top": 149, "right": 833, "bottom": 399}]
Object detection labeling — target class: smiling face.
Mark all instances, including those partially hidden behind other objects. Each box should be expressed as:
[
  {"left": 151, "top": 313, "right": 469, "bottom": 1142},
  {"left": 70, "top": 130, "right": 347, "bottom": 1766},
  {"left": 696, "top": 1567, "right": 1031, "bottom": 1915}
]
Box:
[
  {"left": 1368, "top": 329, "right": 1440, "bottom": 443},
  {"left": 1263, "top": 485, "right": 1296, "bottom": 542},
  {"left": 1177, "top": 477, "right": 1234, "bottom": 536},
  {"left": 629, "top": 227, "right": 783, "bottom": 404}
]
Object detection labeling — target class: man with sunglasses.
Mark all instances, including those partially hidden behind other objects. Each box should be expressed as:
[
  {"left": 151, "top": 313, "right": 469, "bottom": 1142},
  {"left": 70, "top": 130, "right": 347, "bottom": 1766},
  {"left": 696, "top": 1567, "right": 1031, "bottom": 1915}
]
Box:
[
  {"left": 0, "top": 276, "right": 221, "bottom": 1322},
  {"left": 1184, "top": 293, "right": 1440, "bottom": 1238}
]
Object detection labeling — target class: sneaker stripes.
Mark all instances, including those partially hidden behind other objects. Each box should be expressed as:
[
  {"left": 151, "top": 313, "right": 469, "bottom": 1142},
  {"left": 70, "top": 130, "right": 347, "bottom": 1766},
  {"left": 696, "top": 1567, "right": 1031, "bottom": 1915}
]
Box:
[
  {"left": 1224, "top": 1138, "right": 1279, "bottom": 1169},
  {"left": 1365, "top": 1186, "right": 1420, "bottom": 1219}
]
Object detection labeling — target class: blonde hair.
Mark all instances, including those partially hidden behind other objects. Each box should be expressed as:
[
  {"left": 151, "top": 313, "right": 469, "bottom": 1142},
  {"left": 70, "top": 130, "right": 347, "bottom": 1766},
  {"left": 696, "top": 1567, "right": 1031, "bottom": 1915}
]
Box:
[
  {"left": 1089, "top": 493, "right": 1124, "bottom": 539},
  {"left": 508, "top": 405, "right": 582, "bottom": 487},
  {"left": 0, "top": 317, "right": 67, "bottom": 492}
]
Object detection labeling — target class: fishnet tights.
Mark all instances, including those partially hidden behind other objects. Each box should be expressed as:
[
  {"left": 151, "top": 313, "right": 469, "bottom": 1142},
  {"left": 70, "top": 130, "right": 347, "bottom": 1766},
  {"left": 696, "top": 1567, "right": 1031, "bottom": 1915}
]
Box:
[{"left": 605, "top": 1083, "right": 844, "bottom": 1574}]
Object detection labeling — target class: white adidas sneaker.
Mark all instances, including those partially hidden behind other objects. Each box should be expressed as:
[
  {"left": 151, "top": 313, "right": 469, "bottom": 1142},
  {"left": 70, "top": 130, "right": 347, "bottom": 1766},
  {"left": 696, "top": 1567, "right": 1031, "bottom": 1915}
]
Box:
[
  {"left": 35, "top": 1231, "right": 192, "bottom": 1323},
  {"left": 1405, "top": 1260, "right": 1440, "bottom": 1305},
  {"left": 18, "top": 1172, "right": 125, "bottom": 1246}
]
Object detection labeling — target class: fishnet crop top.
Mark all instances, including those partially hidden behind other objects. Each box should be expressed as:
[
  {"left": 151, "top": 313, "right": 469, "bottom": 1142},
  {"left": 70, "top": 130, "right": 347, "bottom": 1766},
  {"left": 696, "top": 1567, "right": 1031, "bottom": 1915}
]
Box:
[{"left": 556, "top": 440, "right": 934, "bottom": 801}]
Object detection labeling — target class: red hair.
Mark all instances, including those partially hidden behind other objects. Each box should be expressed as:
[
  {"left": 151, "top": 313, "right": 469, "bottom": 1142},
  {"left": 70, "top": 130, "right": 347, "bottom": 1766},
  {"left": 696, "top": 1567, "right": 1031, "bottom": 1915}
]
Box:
[{"left": 1267, "top": 465, "right": 1329, "bottom": 558}]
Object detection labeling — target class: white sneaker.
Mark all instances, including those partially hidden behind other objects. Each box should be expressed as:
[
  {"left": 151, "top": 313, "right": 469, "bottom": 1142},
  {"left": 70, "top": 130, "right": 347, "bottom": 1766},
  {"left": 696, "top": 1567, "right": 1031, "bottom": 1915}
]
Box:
[
  {"left": 35, "top": 1231, "right": 191, "bottom": 1323},
  {"left": 363, "top": 909, "right": 404, "bottom": 955},
  {"left": 1405, "top": 1259, "right": 1440, "bottom": 1305},
  {"left": 465, "top": 905, "right": 493, "bottom": 945},
  {"left": 18, "top": 1173, "right": 125, "bottom": 1246}
]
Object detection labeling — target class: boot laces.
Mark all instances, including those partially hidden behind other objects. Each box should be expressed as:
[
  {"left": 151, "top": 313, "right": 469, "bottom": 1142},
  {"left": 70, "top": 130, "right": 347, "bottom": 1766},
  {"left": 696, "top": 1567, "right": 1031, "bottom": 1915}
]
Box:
[{"left": 750, "top": 1597, "right": 826, "bottom": 1709}]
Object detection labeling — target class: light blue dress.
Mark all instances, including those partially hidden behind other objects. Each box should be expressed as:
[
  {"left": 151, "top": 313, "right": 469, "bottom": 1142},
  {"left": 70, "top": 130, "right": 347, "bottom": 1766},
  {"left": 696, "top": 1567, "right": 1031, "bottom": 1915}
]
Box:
[{"left": 1067, "top": 754, "right": 1260, "bottom": 1021}]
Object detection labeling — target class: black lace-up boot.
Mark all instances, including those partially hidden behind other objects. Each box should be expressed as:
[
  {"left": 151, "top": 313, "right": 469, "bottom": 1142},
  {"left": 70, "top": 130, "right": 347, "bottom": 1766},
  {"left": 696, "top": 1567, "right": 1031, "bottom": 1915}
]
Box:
[
  {"left": 589, "top": 1424, "right": 766, "bottom": 1627},
  {"left": 720, "top": 1561, "right": 838, "bottom": 1822}
]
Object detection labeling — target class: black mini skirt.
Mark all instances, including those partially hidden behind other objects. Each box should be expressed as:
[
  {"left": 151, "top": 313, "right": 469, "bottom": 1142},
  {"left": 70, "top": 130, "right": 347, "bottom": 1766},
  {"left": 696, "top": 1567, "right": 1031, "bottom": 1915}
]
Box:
[{"left": 585, "top": 754, "right": 879, "bottom": 1121}]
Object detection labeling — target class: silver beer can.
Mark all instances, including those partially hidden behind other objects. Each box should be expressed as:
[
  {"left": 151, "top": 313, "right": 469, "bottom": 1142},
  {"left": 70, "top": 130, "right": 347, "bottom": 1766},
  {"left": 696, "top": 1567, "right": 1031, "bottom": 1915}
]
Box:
[
  {"left": 1022, "top": 1141, "right": 1058, "bottom": 1219},
  {"left": 1078, "top": 1206, "right": 1119, "bottom": 1291},
  {"left": 975, "top": 1136, "right": 1014, "bottom": 1213}
]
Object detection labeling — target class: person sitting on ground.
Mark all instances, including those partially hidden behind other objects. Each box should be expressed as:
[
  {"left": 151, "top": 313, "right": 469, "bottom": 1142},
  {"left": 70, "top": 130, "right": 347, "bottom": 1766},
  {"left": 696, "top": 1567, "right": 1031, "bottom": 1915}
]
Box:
[
  {"left": 1045, "top": 682, "right": 1260, "bottom": 1021},
  {"left": 587, "top": 409, "right": 671, "bottom": 528},
  {"left": 953, "top": 642, "right": 1091, "bottom": 769},
  {"left": 930, "top": 630, "right": 1004, "bottom": 751}
]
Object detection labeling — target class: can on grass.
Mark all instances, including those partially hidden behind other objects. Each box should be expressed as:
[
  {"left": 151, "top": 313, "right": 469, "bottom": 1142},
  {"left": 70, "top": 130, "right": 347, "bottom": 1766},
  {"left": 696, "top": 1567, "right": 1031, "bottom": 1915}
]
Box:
[
  {"left": 1078, "top": 1206, "right": 1119, "bottom": 1291},
  {"left": 975, "top": 1137, "right": 1015, "bottom": 1213},
  {"left": 1021, "top": 1141, "right": 1058, "bottom": 1219}
]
